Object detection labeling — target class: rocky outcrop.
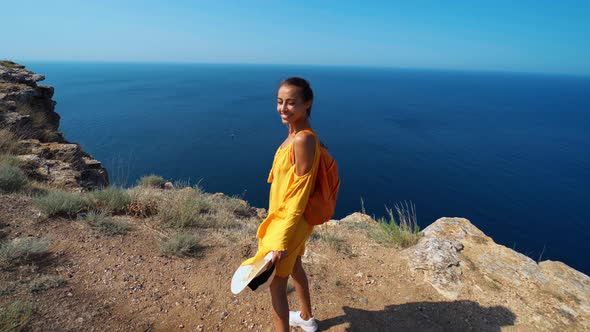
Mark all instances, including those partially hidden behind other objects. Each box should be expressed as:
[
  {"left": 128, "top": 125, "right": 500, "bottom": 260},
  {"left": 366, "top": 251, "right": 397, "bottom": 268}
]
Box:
[
  {"left": 0, "top": 60, "right": 108, "bottom": 190},
  {"left": 403, "top": 217, "right": 590, "bottom": 330},
  {"left": 338, "top": 212, "right": 377, "bottom": 224},
  {"left": 321, "top": 212, "right": 377, "bottom": 228}
]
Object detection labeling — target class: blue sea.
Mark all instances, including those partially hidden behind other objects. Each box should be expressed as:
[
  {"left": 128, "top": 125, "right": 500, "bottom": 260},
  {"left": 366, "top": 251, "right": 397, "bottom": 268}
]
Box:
[{"left": 25, "top": 62, "right": 590, "bottom": 274}]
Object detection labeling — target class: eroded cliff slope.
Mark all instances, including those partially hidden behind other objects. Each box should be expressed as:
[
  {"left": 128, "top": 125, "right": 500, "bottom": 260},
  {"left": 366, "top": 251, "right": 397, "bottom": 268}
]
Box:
[{"left": 0, "top": 60, "right": 108, "bottom": 190}]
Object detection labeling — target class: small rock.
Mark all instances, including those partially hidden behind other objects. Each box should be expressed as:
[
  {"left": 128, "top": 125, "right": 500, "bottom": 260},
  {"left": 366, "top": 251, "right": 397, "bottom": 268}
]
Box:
[{"left": 179, "top": 324, "right": 184, "bottom": 328}]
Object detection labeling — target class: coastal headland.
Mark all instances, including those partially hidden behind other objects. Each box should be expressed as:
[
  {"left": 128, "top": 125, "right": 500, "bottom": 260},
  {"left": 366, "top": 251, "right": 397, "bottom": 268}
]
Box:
[{"left": 1, "top": 61, "right": 588, "bottom": 331}]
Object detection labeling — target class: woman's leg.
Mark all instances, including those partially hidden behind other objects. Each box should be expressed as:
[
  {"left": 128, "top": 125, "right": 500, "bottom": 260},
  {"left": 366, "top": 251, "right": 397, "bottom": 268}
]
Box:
[
  {"left": 290, "top": 256, "right": 313, "bottom": 320},
  {"left": 270, "top": 275, "right": 289, "bottom": 332}
]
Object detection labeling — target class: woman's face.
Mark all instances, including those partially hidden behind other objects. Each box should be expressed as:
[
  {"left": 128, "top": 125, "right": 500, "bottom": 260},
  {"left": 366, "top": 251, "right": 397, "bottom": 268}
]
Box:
[{"left": 277, "top": 84, "right": 311, "bottom": 125}]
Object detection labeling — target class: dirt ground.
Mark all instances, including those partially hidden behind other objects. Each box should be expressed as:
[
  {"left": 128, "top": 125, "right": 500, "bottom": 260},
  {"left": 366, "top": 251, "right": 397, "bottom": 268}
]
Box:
[{"left": 0, "top": 193, "right": 579, "bottom": 331}]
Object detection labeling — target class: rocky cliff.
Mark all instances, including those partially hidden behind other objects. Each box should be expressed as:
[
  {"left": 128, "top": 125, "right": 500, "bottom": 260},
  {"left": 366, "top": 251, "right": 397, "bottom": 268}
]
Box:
[
  {"left": 0, "top": 60, "right": 108, "bottom": 190},
  {"left": 403, "top": 217, "right": 590, "bottom": 329}
]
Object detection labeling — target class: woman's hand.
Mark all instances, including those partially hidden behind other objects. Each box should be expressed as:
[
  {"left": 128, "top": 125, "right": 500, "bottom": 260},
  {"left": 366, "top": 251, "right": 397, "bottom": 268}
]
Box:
[{"left": 270, "top": 250, "right": 288, "bottom": 266}]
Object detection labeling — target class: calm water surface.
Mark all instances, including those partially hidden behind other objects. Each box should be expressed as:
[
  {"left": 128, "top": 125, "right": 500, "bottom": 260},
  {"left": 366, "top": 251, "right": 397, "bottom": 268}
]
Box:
[{"left": 25, "top": 62, "right": 590, "bottom": 274}]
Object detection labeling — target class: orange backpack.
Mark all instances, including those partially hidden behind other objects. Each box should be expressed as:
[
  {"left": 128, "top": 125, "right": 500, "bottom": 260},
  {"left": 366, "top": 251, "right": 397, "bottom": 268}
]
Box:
[
  {"left": 304, "top": 142, "right": 340, "bottom": 226},
  {"left": 289, "top": 130, "right": 340, "bottom": 226}
]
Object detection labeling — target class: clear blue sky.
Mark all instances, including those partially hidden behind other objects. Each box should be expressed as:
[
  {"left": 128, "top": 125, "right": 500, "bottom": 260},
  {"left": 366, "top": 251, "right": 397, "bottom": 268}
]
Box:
[{"left": 2, "top": 0, "right": 589, "bottom": 75}]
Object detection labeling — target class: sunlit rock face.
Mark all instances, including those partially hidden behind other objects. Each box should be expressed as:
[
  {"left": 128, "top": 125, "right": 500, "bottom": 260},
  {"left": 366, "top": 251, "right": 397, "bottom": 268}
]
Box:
[
  {"left": 1, "top": 61, "right": 108, "bottom": 190},
  {"left": 404, "top": 217, "right": 590, "bottom": 329}
]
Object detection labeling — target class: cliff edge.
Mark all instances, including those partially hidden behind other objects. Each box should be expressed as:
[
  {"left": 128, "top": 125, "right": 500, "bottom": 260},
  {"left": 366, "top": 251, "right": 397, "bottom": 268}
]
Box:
[{"left": 0, "top": 60, "right": 108, "bottom": 191}]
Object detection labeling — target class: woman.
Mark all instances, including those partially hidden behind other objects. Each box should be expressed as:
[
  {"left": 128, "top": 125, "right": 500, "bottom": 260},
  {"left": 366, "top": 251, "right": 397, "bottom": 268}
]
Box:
[{"left": 241, "top": 77, "right": 320, "bottom": 332}]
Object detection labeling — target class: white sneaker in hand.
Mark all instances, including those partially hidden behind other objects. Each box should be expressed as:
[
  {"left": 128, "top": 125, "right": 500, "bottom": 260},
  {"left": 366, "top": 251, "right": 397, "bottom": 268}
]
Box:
[{"left": 289, "top": 310, "right": 318, "bottom": 332}]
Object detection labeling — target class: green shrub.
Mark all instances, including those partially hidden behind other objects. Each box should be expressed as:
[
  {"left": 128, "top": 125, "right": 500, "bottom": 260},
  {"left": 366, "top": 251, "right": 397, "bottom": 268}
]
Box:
[
  {"left": 158, "top": 188, "right": 212, "bottom": 228},
  {"left": 369, "top": 202, "right": 421, "bottom": 248},
  {"left": 137, "top": 174, "right": 166, "bottom": 188},
  {"left": 160, "top": 233, "right": 200, "bottom": 257},
  {"left": 81, "top": 210, "right": 133, "bottom": 235},
  {"left": 0, "top": 237, "right": 50, "bottom": 265},
  {"left": 29, "top": 275, "right": 66, "bottom": 292},
  {"left": 34, "top": 191, "right": 89, "bottom": 217},
  {"left": 0, "top": 164, "right": 27, "bottom": 193},
  {"left": 88, "top": 186, "right": 131, "bottom": 214},
  {"left": 0, "top": 300, "right": 33, "bottom": 332}
]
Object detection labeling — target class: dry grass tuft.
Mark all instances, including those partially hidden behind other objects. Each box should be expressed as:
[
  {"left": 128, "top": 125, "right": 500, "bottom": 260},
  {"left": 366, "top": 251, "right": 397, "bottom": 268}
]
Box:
[
  {"left": 216, "top": 195, "right": 254, "bottom": 218},
  {"left": 0, "top": 154, "right": 22, "bottom": 168},
  {"left": 0, "top": 129, "right": 19, "bottom": 154},
  {"left": 0, "top": 300, "right": 33, "bottom": 332},
  {"left": 0, "top": 163, "right": 27, "bottom": 193},
  {"left": 127, "top": 187, "right": 163, "bottom": 218},
  {"left": 369, "top": 201, "right": 421, "bottom": 248},
  {"left": 0, "top": 237, "right": 50, "bottom": 265},
  {"left": 29, "top": 275, "right": 66, "bottom": 292},
  {"left": 157, "top": 187, "right": 213, "bottom": 228},
  {"left": 88, "top": 186, "right": 131, "bottom": 214},
  {"left": 137, "top": 174, "right": 166, "bottom": 188},
  {"left": 81, "top": 210, "right": 133, "bottom": 236},
  {"left": 311, "top": 229, "right": 354, "bottom": 256},
  {"left": 160, "top": 233, "right": 200, "bottom": 257},
  {"left": 34, "top": 191, "right": 89, "bottom": 217}
]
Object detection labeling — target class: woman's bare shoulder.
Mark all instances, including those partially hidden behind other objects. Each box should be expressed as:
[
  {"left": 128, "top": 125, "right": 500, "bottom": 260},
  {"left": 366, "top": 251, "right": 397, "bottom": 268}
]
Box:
[
  {"left": 294, "top": 131, "right": 316, "bottom": 148},
  {"left": 293, "top": 131, "right": 316, "bottom": 175}
]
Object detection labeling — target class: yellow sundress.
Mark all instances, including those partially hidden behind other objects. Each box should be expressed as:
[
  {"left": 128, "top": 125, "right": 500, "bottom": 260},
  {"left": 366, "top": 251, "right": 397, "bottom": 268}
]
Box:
[{"left": 241, "top": 129, "right": 321, "bottom": 277}]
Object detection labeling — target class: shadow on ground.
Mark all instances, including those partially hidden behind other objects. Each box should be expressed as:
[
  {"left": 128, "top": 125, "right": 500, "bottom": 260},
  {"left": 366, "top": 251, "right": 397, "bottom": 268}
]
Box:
[{"left": 319, "top": 300, "right": 516, "bottom": 332}]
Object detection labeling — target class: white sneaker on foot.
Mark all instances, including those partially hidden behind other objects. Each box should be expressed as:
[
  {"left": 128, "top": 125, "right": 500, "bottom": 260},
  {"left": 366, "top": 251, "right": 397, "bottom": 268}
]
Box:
[{"left": 289, "top": 310, "right": 318, "bottom": 332}]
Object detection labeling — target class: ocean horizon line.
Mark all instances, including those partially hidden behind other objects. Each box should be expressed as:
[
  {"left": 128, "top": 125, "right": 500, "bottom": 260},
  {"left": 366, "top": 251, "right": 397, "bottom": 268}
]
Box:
[{"left": 11, "top": 59, "right": 590, "bottom": 79}]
